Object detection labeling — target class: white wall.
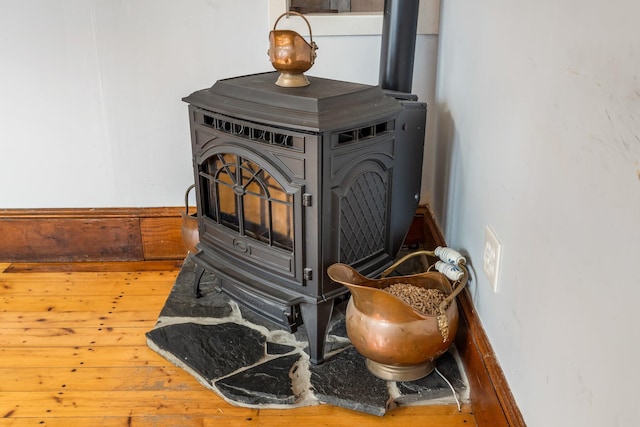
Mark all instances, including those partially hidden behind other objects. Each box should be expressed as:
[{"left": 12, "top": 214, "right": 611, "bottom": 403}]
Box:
[
  {"left": 0, "top": 0, "right": 438, "bottom": 208},
  {"left": 0, "top": 0, "right": 278, "bottom": 208},
  {"left": 434, "top": 0, "right": 640, "bottom": 425}
]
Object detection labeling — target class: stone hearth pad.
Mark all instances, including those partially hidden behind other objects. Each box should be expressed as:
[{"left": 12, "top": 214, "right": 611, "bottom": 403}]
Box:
[{"left": 146, "top": 258, "right": 468, "bottom": 416}]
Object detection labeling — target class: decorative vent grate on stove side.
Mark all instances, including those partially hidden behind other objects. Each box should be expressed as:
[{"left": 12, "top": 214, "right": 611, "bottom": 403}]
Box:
[{"left": 339, "top": 171, "right": 387, "bottom": 264}]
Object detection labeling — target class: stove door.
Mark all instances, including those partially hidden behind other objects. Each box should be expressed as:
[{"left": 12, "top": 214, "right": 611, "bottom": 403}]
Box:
[{"left": 196, "top": 144, "right": 304, "bottom": 285}]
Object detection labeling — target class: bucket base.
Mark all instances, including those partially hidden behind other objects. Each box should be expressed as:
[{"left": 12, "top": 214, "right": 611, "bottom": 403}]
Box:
[
  {"left": 275, "top": 72, "right": 310, "bottom": 87},
  {"left": 365, "top": 358, "right": 434, "bottom": 382}
]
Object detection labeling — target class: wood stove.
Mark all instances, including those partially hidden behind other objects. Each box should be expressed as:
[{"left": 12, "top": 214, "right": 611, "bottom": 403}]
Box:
[{"left": 183, "top": 72, "right": 425, "bottom": 364}]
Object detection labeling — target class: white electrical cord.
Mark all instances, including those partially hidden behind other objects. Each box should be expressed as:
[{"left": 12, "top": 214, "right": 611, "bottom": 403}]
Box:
[{"left": 435, "top": 366, "right": 461, "bottom": 412}]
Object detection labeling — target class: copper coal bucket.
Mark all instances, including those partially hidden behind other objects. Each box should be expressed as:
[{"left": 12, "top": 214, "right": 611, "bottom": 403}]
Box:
[
  {"left": 180, "top": 184, "right": 199, "bottom": 254},
  {"left": 268, "top": 11, "right": 318, "bottom": 87},
  {"left": 327, "top": 248, "right": 468, "bottom": 381}
]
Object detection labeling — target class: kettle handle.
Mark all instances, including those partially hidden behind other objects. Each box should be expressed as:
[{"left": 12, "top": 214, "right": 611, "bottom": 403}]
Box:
[
  {"left": 380, "top": 249, "right": 469, "bottom": 309},
  {"left": 184, "top": 184, "right": 196, "bottom": 216},
  {"left": 440, "top": 263, "right": 468, "bottom": 309},
  {"left": 380, "top": 249, "right": 434, "bottom": 279},
  {"left": 273, "top": 11, "right": 314, "bottom": 44}
]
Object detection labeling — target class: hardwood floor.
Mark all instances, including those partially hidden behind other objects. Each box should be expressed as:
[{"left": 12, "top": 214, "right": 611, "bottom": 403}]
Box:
[{"left": 0, "top": 261, "right": 477, "bottom": 426}]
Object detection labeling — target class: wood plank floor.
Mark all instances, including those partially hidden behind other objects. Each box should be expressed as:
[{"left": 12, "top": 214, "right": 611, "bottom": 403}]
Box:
[{"left": 0, "top": 261, "right": 477, "bottom": 426}]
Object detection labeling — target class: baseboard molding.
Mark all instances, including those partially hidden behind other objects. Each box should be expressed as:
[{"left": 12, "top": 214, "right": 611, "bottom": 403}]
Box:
[
  {"left": 0, "top": 207, "right": 188, "bottom": 262},
  {"left": 417, "top": 205, "right": 525, "bottom": 427}
]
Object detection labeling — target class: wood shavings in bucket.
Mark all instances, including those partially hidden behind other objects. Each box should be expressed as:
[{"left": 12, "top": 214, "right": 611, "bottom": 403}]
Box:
[
  {"left": 383, "top": 283, "right": 447, "bottom": 316},
  {"left": 383, "top": 283, "right": 450, "bottom": 342}
]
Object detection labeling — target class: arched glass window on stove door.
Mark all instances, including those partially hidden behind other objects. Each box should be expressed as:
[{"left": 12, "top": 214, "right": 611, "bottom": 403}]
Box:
[{"left": 200, "top": 153, "right": 294, "bottom": 252}]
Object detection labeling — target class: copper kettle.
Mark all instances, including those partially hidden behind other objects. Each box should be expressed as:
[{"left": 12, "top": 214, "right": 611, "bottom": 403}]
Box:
[
  {"left": 327, "top": 248, "right": 469, "bottom": 381},
  {"left": 268, "top": 11, "right": 318, "bottom": 87}
]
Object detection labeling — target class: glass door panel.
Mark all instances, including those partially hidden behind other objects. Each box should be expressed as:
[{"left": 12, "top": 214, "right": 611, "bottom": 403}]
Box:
[{"left": 200, "top": 152, "right": 294, "bottom": 252}]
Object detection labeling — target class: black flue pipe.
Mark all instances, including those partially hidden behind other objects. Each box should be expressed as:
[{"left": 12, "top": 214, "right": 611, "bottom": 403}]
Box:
[{"left": 379, "top": 0, "right": 420, "bottom": 94}]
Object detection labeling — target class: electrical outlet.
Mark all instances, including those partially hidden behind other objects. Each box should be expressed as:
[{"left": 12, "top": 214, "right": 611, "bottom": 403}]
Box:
[{"left": 483, "top": 226, "right": 502, "bottom": 293}]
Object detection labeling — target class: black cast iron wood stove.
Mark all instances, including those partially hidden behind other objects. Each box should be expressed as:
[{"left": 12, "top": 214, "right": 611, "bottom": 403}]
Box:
[{"left": 183, "top": 0, "right": 424, "bottom": 365}]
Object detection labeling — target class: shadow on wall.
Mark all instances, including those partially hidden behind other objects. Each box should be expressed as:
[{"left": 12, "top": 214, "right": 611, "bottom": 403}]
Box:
[
  {"left": 431, "top": 108, "right": 481, "bottom": 302},
  {"left": 431, "top": 106, "right": 479, "bottom": 301},
  {"left": 432, "top": 105, "right": 456, "bottom": 235}
]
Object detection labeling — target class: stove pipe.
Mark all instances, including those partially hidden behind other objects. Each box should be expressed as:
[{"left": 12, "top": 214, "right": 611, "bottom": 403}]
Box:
[{"left": 379, "top": 0, "right": 420, "bottom": 94}]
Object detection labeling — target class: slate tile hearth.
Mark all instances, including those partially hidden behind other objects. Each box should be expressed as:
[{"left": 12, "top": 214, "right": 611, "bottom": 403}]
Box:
[{"left": 146, "top": 258, "right": 468, "bottom": 416}]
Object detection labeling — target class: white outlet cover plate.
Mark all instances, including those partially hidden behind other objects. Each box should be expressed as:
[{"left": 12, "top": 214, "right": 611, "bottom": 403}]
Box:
[{"left": 483, "top": 225, "right": 502, "bottom": 292}]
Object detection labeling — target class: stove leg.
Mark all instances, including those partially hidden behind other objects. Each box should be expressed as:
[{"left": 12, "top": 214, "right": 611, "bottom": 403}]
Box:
[
  {"left": 300, "top": 300, "right": 334, "bottom": 364},
  {"left": 193, "top": 263, "right": 205, "bottom": 298}
]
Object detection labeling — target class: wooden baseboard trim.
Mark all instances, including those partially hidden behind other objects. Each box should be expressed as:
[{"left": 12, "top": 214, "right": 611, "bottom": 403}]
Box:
[
  {"left": 417, "top": 205, "right": 525, "bottom": 426},
  {"left": 3, "top": 260, "right": 185, "bottom": 273},
  {"left": 0, "top": 207, "right": 189, "bottom": 263}
]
